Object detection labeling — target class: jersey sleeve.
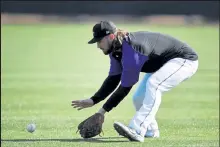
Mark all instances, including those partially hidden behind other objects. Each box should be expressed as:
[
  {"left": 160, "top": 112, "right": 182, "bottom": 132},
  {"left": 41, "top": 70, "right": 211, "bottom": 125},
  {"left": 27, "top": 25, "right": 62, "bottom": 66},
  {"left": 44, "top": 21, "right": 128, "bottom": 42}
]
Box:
[
  {"left": 108, "top": 53, "right": 122, "bottom": 76},
  {"left": 121, "top": 41, "right": 148, "bottom": 87}
]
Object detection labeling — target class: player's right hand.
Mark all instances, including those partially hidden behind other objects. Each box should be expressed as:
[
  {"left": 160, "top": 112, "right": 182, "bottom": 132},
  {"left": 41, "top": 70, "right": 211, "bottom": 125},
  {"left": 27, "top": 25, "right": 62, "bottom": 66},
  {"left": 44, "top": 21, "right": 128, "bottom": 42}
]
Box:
[{"left": 71, "top": 99, "right": 94, "bottom": 110}]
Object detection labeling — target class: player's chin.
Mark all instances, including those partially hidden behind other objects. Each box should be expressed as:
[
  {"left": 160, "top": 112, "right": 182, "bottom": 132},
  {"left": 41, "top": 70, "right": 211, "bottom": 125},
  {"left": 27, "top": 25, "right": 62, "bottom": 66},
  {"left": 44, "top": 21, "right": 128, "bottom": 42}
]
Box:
[
  {"left": 103, "top": 51, "right": 109, "bottom": 55},
  {"left": 103, "top": 49, "right": 112, "bottom": 55}
]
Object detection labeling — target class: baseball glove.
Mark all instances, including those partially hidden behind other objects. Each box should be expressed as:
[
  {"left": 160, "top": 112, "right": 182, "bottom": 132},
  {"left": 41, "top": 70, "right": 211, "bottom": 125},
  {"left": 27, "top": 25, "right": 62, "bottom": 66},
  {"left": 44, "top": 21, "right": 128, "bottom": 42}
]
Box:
[{"left": 76, "top": 113, "right": 104, "bottom": 138}]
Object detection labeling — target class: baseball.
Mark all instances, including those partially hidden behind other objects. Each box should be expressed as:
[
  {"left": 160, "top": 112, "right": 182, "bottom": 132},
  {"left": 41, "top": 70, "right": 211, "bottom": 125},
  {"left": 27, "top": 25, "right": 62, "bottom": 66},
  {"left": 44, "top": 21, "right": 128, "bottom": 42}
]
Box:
[{"left": 26, "top": 123, "right": 36, "bottom": 133}]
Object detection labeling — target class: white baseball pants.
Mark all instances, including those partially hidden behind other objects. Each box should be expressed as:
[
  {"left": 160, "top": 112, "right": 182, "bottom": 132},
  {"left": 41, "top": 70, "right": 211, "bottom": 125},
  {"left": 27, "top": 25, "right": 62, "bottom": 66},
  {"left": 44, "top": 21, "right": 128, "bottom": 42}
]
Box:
[{"left": 129, "top": 58, "right": 199, "bottom": 136}]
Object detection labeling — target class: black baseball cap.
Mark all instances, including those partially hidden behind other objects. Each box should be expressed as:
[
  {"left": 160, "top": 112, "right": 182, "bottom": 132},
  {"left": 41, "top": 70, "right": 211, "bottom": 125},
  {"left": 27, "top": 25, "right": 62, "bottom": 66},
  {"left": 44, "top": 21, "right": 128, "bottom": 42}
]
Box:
[{"left": 88, "top": 21, "right": 117, "bottom": 44}]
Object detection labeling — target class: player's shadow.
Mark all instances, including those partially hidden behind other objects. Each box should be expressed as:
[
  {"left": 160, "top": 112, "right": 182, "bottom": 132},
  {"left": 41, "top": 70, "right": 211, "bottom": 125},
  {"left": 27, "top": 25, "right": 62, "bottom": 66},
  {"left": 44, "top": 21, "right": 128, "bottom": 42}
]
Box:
[{"left": 1, "top": 137, "right": 129, "bottom": 143}]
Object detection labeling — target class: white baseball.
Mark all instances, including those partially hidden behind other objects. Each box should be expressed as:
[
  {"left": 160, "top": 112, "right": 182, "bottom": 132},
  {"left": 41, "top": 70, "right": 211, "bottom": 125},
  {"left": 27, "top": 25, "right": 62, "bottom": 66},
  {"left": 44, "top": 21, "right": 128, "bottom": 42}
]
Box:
[{"left": 26, "top": 123, "right": 36, "bottom": 133}]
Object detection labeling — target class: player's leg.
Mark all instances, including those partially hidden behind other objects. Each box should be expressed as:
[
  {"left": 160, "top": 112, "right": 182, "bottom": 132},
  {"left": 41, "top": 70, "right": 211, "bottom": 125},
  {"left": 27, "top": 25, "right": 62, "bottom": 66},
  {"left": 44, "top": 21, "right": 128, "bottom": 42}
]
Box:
[
  {"left": 145, "top": 118, "right": 160, "bottom": 138},
  {"left": 132, "top": 73, "right": 159, "bottom": 138},
  {"left": 132, "top": 73, "right": 152, "bottom": 111},
  {"left": 129, "top": 58, "right": 198, "bottom": 137}
]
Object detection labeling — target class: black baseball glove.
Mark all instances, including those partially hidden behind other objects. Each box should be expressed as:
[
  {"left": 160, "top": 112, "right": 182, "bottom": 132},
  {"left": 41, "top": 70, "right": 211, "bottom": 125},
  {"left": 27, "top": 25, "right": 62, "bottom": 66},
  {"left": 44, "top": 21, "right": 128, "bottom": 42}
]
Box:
[{"left": 76, "top": 113, "right": 104, "bottom": 138}]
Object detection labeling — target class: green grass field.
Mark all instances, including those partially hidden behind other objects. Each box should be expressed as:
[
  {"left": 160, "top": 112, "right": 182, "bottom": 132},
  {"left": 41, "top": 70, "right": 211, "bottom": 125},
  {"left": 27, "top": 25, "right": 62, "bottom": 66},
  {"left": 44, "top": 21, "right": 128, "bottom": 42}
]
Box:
[{"left": 1, "top": 24, "right": 219, "bottom": 147}]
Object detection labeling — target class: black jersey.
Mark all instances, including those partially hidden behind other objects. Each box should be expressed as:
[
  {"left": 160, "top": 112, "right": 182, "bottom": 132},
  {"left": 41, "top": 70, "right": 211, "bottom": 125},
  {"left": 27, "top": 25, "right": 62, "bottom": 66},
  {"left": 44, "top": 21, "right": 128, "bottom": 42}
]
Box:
[{"left": 126, "top": 31, "right": 198, "bottom": 72}]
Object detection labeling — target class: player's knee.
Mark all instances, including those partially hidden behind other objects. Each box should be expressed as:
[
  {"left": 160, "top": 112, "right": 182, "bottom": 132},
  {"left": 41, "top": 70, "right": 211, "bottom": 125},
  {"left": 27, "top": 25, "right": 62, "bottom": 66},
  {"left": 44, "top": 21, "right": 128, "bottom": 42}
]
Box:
[
  {"left": 132, "top": 94, "right": 142, "bottom": 111},
  {"left": 132, "top": 86, "right": 143, "bottom": 103},
  {"left": 146, "top": 77, "right": 163, "bottom": 96},
  {"left": 132, "top": 90, "right": 144, "bottom": 104}
]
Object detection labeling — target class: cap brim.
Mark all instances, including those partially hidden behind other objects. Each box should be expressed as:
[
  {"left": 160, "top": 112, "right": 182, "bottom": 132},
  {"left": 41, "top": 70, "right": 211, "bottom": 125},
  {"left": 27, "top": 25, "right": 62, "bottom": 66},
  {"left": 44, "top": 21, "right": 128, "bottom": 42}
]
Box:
[{"left": 88, "top": 37, "right": 103, "bottom": 44}]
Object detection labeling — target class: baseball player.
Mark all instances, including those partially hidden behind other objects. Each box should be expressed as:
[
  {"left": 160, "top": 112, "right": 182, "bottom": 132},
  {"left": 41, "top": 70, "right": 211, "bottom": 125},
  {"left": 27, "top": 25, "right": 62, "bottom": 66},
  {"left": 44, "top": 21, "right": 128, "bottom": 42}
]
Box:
[{"left": 72, "top": 21, "right": 198, "bottom": 142}]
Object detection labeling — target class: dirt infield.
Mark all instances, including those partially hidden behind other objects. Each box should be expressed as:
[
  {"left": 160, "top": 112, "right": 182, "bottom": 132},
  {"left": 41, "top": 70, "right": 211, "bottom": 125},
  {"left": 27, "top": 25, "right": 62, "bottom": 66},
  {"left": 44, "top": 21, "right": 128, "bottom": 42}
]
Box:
[{"left": 0, "top": 13, "right": 211, "bottom": 25}]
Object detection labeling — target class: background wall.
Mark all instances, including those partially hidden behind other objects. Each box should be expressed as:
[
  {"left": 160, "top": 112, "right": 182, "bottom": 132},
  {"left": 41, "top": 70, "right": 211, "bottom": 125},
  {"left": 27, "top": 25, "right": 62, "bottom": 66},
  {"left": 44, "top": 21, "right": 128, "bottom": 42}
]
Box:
[{"left": 1, "top": 1, "right": 219, "bottom": 21}]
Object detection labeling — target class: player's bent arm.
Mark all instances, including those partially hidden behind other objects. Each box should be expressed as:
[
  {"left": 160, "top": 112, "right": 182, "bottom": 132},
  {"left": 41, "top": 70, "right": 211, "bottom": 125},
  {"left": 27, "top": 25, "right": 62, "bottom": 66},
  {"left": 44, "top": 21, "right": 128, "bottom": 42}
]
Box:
[
  {"left": 98, "top": 85, "right": 132, "bottom": 114},
  {"left": 90, "top": 74, "right": 121, "bottom": 105}
]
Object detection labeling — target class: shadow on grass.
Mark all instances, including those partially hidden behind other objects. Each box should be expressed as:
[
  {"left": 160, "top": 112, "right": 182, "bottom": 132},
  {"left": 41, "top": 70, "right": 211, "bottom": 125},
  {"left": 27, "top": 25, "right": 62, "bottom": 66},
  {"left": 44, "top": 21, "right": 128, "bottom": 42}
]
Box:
[{"left": 1, "top": 137, "right": 128, "bottom": 143}]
